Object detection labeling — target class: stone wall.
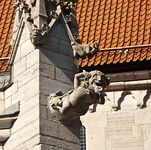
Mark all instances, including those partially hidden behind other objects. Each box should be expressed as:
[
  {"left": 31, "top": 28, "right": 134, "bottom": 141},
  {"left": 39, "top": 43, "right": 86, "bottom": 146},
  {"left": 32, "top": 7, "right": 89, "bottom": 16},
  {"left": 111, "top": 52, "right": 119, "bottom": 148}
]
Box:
[
  {"left": 4, "top": 24, "right": 40, "bottom": 149},
  {"left": 0, "top": 92, "right": 4, "bottom": 113},
  {"left": 3, "top": 13, "right": 80, "bottom": 149},
  {"left": 39, "top": 17, "right": 80, "bottom": 149},
  {"left": 81, "top": 89, "right": 151, "bottom": 150}
]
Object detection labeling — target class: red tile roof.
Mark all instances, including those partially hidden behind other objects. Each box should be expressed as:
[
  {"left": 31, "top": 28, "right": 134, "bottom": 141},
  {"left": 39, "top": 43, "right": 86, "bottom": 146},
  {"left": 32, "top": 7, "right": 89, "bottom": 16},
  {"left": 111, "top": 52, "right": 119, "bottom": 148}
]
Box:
[
  {"left": 0, "top": 0, "right": 16, "bottom": 72},
  {"left": 76, "top": 0, "right": 151, "bottom": 67},
  {"left": 0, "top": 0, "right": 151, "bottom": 71}
]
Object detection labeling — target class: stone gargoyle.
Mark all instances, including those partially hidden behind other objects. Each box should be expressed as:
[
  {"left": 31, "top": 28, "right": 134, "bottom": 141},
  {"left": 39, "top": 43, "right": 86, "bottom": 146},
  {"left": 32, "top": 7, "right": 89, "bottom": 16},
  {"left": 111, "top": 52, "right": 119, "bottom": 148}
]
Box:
[
  {"left": 71, "top": 42, "right": 99, "bottom": 58},
  {"left": 47, "top": 70, "right": 110, "bottom": 121}
]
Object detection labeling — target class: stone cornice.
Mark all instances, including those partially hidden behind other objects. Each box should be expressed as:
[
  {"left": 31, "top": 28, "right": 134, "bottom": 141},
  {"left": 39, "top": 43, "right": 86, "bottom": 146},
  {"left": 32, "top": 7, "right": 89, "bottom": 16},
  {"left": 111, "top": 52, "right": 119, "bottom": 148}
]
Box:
[
  {"left": 105, "top": 79, "right": 151, "bottom": 91},
  {"left": 105, "top": 70, "right": 151, "bottom": 91},
  {"left": 107, "top": 70, "right": 151, "bottom": 82}
]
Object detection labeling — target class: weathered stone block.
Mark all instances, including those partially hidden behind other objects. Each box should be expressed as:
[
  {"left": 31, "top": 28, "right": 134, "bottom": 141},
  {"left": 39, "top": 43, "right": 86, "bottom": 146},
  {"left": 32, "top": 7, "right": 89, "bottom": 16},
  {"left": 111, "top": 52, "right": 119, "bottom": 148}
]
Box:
[
  {"left": 20, "top": 39, "right": 35, "bottom": 59},
  {"left": 135, "top": 108, "right": 151, "bottom": 124},
  {"left": 40, "top": 49, "right": 76, "bottom": 71},
  {"left": 40, "top": 119, "right": 58, "bottom": 137},
  {"left": 25, "top": 76, "right": 39, "bottom": 101},
  {"left": 27, "top": 49, "right": 40, "bottom": 69},
  {"left": 143, "top": 124, "right": 151, "bottom": 150},
  {"left": 42, "top": 36, "right": 59, "bottom": 53},
  {"left": 55, "top": 67, "right": 74, "bottom": 85},
  {"left": 40, "top": 93, "right": 47, "bottom": 106},
  {"left": 111, "top": 137, "right": 144, "bottom": 150},
  {"left": 40, "top": 135, "right": 80, "bottom": 150},
  {"left": 18, "top": 27, "right": 26, "bottom": 46},
  {"left": 5, "top": 119, "right": 39, "bottom": 150},
  {"left": 40, "top": 76, "right": 73, "bottom": 96},
  {"left": 25, "top": 135, "right": 40, "bottom": 149},
  {"left": 107, "top": 111, "right": 135, "bottom": 126},
  {"left": 11, "top": 105, "right": 39, "bottom": 133},
  {"left": 12, "top": 85, "right": 26, "bottom": 105},
  {"left": 15, "top": 62, "right": 39, "bottom": 88},
  {"left": 20, "top": 94, "right": 39, "bottom": 114},
  {"left": 132, "top": 125, "right": 142, "bottom": 137},
  {"left": 57, "top": 122, "right": 80, "bottom": 143},
  {"left": 87, "top": 128, "right": 105, "bottom": 150},
  {"left": 4, "top": 96, "right": 12, "bottom": 108},
  {"left": 49, "top": 20, "right": 69, "bottom": 40},
  {"left": 59, "top": 39, "right": 73, "bottom": 57},
  {"left": 81, "top": 112, "right": 107, "bottom": 128},
  {"left": 5, "top": 82, "right": 18, "bottom": 99},
  {"left": 40, "top": 50, "right": 54, "bottom": 67},
  {"left": 40, "top": 105, "right": 47, "bottom": 120},
  {"left": 106, "top": 126, "right": 133, "bottom": 139},
  {"left": 14, "top": 57, "right": 27, "bottom": 77},
  {"left": 40, "top": 62, "right": 55, "bottom": 79}
]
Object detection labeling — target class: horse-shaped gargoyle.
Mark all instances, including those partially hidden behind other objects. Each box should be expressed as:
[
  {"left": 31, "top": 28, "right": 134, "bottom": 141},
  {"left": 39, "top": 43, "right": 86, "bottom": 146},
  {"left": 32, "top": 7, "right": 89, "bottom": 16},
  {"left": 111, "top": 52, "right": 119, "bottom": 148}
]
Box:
[{"left": 47, "top": 70, "right": 110, "bottom": 121}]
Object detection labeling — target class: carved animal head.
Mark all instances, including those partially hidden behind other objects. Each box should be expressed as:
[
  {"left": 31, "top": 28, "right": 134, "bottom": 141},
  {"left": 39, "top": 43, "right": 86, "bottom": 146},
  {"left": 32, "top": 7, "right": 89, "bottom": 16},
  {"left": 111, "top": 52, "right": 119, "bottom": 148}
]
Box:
[{"left": 88, "top": 70, "right": 110, "bottom": 95}]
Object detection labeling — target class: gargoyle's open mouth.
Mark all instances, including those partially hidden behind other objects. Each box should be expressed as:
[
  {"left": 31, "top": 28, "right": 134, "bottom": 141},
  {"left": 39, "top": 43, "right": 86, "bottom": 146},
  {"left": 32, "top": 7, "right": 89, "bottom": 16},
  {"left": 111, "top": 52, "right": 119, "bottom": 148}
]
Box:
[{"left": 95, "top": 81, "right": 103, "bottom": 87}]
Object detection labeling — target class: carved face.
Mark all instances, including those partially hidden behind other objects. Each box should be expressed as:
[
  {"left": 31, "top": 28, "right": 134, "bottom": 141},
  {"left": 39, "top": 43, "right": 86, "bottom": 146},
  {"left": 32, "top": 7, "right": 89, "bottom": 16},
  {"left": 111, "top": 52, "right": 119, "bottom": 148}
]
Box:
[
  {"left": 32, "top": 28, "right": 40, "bottom": 36},
  {"left": 89, "top": 71, "right": 110, "bottom": 95}
]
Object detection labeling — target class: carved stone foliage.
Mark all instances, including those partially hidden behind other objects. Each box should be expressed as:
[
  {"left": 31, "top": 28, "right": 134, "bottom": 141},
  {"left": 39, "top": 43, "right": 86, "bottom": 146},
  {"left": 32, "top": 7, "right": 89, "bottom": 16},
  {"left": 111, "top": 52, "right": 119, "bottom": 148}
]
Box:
[{"left": 47, "top": 70, "right": 110, "bottom": 121}]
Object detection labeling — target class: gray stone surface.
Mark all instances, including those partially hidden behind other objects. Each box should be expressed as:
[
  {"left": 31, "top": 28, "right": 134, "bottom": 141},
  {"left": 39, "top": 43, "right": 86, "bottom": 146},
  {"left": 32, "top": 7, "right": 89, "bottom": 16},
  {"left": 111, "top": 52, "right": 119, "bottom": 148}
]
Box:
[{"left": 3, "top": 1, "right": 80, "bottom": 149}]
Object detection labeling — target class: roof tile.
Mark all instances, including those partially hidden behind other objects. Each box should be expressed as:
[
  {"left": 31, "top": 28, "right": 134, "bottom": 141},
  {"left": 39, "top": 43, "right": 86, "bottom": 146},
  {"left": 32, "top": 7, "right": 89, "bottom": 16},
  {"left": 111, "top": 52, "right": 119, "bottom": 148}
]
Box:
[
  {"left": 76, "top": 0, "right": 151, "bottom": 66},
  {"left": 0, "top": 0, "right": 16, "bottom": 72}
]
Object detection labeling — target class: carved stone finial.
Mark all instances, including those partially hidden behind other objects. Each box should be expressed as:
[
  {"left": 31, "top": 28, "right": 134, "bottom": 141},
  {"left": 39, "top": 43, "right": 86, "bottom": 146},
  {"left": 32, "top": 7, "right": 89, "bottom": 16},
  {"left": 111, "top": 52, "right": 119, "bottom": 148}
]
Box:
[{"left": 47, "top": 70, "right": 110, "bottom": 121}]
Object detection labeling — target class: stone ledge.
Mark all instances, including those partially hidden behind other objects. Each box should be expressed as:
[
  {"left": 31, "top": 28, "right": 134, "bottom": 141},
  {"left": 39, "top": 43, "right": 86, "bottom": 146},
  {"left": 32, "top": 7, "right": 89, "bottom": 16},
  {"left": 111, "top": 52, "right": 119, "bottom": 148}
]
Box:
[
  {"left": 0, "top": 101, "right": 20, "bottom": 117},
  {"left": 107, "top": 70, "right": 150, "bottom": 82},
  {"left": 0, "top": 129, "right": 10, "bottom": 142},
  {"left": 0, "top": 117, "right": 18, "bottom": 129},
  {"left": 0, "top": 102, "right": 20, "bottom": 143},
  {"left": 105, "top": 79, "right": 151, "bottom": 91}
]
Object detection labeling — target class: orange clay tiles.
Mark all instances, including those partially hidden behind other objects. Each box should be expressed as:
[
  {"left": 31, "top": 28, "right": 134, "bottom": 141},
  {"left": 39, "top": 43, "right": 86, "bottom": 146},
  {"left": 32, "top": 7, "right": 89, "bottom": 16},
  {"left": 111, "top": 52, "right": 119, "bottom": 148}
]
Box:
[
  {"left": 1, "top": 0, "right": 151, "bottom": 72},
  {"left": 76, "top": 0, "right": 151, "bottom": 67},
  {"left": 0, "top": 0, "right": 16, "bottom": 72}
]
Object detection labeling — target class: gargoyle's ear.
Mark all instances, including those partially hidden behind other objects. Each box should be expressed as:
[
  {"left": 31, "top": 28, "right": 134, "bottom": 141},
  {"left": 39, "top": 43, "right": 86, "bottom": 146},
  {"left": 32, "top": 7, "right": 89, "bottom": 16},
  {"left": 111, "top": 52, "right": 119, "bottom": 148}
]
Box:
[
  {"left": 101, "top": 76, "right": 110, "bottom": 86},
  {"left": 95, "top": 43, "right": 99, "bottom": 48}
]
